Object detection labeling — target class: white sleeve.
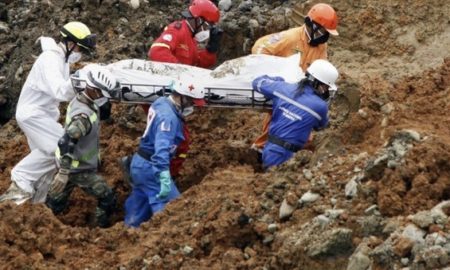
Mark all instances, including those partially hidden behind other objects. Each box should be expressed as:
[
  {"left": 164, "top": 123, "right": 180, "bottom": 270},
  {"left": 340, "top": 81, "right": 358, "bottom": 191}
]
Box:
[{"left": 37, "top": 52, "right": 75, "bottom": 102}]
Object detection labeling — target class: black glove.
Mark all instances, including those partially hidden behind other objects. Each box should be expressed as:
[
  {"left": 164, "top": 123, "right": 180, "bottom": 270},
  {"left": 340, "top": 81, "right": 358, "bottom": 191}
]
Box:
[
  {"left": 99, "top": 100, "right": 112, "bottom": 121},
  {"left": 206, "top": 26, "right": 224, "bottom": 53}
]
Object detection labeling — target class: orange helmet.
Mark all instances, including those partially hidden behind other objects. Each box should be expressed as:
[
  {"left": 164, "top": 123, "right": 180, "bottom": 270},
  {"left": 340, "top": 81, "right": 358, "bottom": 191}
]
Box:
[
  {"left": 185, "top": 0, "right": 220, "bottom": 23},
  {"left": 307, "top": 3, "right": 338, "bottom": 36}
]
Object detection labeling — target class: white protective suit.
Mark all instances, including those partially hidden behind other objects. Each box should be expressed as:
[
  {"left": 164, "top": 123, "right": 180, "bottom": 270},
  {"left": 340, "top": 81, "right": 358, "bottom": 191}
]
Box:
[{"left": 11, "top": 37, "right": 74, "bottom": 202}]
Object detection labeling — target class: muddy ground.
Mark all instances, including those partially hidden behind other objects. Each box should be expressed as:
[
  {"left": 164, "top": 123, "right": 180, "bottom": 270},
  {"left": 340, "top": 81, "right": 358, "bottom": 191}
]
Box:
[{"left": 0, "top": 0, "right": 450, "bottom": 269}]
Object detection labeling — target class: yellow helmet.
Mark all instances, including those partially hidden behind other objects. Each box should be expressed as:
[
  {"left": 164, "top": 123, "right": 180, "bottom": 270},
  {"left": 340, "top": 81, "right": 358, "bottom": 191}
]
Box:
[{"left": 60, "top": 21, "right": 96, "bottom": 54}]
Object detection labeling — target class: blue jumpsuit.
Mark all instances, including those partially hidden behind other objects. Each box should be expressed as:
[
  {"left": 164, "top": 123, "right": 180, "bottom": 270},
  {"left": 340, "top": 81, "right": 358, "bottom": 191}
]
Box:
[
  {"left": 252, "top": 75, "right": 329, "bottom": 168},
  {"left": 124, "top": 97, "right": 184, "bottom": 227}
]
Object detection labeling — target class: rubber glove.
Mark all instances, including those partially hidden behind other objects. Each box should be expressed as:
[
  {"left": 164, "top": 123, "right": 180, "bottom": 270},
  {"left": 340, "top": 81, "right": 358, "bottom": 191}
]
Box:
[
  {"left": 206, "top": 26, "right": 224, "bottom": 53},
  {"left": 156, "top": 170, "right": 172, "bottom": 199},
  {"left": 50, "top": 168, "right": 70, "bottom": 195}
]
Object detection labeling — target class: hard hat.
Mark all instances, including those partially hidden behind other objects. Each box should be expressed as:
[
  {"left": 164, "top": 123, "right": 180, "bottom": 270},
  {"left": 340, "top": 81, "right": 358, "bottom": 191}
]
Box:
[
  {"left": 182, "top": 0, "right": 220, "bottom": 23},
  {"left": 307, "top": 3, "right": 339, "bottom": 36},
  {"left": 170, "top": 79, "right": 206, "bottom": 106},
  {"left": 60, "top": 21, "right": 97, "bottom": 53},
  {"left": 306, "top": 59, "right": 338, "bottom": 91},
  {"left": 85, "top": 65, "right": 118, "bottom": 98}
]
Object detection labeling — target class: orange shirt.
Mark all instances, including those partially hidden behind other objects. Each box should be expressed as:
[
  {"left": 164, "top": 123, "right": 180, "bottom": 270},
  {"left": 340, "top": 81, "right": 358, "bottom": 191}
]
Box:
[{"left": 251, "top": 25, "right": 327, "bottom": 71}]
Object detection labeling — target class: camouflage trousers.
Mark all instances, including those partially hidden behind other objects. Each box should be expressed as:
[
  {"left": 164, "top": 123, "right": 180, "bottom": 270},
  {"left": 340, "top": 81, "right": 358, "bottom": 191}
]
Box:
[{"left": 46, "top": 171, "right": 116, "bottom": 228}]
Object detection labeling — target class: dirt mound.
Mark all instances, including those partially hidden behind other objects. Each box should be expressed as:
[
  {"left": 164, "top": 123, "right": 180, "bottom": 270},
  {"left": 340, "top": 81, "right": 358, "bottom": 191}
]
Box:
[{"left": 1, "top": 0, "right": 450, "bottom": 269}]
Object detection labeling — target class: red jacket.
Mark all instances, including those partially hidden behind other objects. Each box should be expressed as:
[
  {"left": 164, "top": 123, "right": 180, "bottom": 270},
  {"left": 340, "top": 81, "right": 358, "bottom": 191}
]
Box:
[
  {"left": 147, "top": 19, "right": 217, "bottom": 177},
  {"left": 148, "top": 20, "right": 216, "bottom": 68}
]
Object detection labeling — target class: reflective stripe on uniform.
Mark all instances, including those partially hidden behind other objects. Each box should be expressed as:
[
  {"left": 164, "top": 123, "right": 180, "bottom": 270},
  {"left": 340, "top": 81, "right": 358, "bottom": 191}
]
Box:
[
  {"left": 273, "top": 91, "right": 322, "bottom": 121},
  {"left": 58, "top": 105, "right": 99, "bottom": 168},
  {"left": 178, "top": 153, "right": 187, "bottom": 158},
  {"left": 151, "top": 43, "right": 171, "bottom": 50}
]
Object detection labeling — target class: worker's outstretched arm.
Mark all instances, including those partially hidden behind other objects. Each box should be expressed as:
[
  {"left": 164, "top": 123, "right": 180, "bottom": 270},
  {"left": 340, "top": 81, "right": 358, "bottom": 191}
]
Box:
[
  {"left": 252, "top": 75, "right": 286, "bottom": 99},
  {"left": 50, "top": 113, "right": 92, "bottom": 194},
  {"left": 38, "top": 52, "right": 74, "bottom": 102}
]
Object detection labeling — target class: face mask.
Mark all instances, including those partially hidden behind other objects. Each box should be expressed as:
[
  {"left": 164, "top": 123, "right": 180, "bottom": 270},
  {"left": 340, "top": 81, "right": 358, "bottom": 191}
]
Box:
[
  {"left": 304, "top": 17, "right": 330, "bottom": 47},
  {"left": 94, "top": 96, "right": 108, "bottom": 107},
  {"left": 68, "top": 52, "right": 82, "bottom": 64},
  {"left": 182, "top": 106, "right": 194, "bottom": 117},
  {"left": 195, "top": 30, "right": 210, "bottom": 42}
]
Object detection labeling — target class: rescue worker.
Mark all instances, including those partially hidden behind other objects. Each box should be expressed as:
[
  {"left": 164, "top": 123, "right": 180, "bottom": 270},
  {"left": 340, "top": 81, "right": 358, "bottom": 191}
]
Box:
[
  {"left": 252, "top": 59, "right": 339, "bottom": 168},
  {"left": 147, "top": 0, "right": 223, "bottom": 178},
  {"left": 124, "top": 78, "right": 206, "bottom": 228},
  {"left": 46, "top": 65, "right": 118, "bottom": 228},
  {"left": 251, "top": 3, "right": 338, "bottom": 154},
  {"left": 0, "top": 22, "right": 96, "bottom": 204},
  {"left": 120, "top": 0, "right": 222, "bottom": 182}
]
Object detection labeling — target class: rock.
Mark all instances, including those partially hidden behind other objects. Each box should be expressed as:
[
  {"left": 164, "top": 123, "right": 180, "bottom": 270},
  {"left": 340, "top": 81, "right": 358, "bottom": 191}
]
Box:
[
  {"left": 303, "top": 169, "right": 313, "bottom": 180},
  {"left": 402, "top": 224, "right": 425, "bottom": 244},
  {"left": 400, "top": 129, "right": 421, "bottom": 142},
  {"left": 425, "top": 232, "right": 447, "bottom": 246},
  {"left": 392, "top": 141, "right": 407, "bottom": 157},
  {"left": 298, "top": 191, "right": 320, "bottom": 206},
  {"left": 364, "top": 205, "right": 379, "bottom": 215},
  {"left": 381, "top": 102, "right": 394, "bottom": 114},
  {"left": 431, "top": 201, "right": 450, "bottom": 224},
  {"left": 357, "top": 215, "right": 384, "bottom": 236},
  {"left": 182, "top": 245, "right": 193, "bottom": 256},
  {"left": 422, "top": 245, "right": 449, "bottom": 268},
  {"left": 0, "top": 21, "right": 9, "bottom": 33},
  {"left": 345, "top": 177, "right": 359, "bottom": 199},
  {"left": 393, "top": 237, "right": 414, "bottom": 257},
  {"left": 279, "top": 199, "right": 295, "bottom": 220},
  {"left": 326, "top": 209, "right": 345, "bottom": 219},
  {"left": 129, "top": 0, "right": 139, "bottom": 9},
  {"left": 218, "top": 0, "right": 232, "bottom": 11},
  {"left": 263, "top": 235, "right": 274, "bottom": 245},
  {"left": 357, "top": 109, "right": 368, "bottom": 118},
  {"left": 267, "top": 223, "right": 277, "bottom": 233},
  {"left": 306, "top": 228, "right": 353, "bottom": 258},
  {"left": 369, "top": 241, "right": 395, "bottom": 267},
  {"left": 314, "top": 214, "right": 331, "bottom": 228},
  {"left": 400, "top": 257, "right": 409, "bottom": 266},
  {"left": 330, "top": 198, "right": 337, "bottom": 206},
  {"left": 411, "top": 210, "right": 434, "bottom": 229},
  {"left": 346, "top": 252, "right": 371, "bottom": 270},
  {"left": 14, "top": 65, "right": 23, "bottom": 81},
  {"left": 238, "top": 0, "right": 253, "bottom": 12},
  {"left": 382, "top": 218, "right": 401, "bottom": 235}
]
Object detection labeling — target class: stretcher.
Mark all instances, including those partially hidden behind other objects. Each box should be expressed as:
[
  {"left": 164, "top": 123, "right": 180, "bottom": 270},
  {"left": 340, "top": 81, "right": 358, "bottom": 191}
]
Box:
[{"left": 72, "top": 54, "right": 305, "bottom": 109}]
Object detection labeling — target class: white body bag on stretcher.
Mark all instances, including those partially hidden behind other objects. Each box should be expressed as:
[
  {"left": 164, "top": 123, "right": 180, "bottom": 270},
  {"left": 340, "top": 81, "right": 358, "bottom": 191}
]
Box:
[{"left": 102, "top": 54, "right": 305, "bottom": 109}]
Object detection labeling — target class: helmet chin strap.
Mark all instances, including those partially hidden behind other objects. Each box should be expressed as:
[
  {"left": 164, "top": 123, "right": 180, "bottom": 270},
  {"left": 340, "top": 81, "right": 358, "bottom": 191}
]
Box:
[
  {"left": 61, "top": 41, "right": 76, "bottom": 63},
  {"left": 186, "top": 17, "right": 203, "bottom": 36}
]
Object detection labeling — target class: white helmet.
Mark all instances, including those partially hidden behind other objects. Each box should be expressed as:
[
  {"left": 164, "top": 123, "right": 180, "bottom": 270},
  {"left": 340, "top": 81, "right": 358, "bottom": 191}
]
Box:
[
  {"left": 85, "top": 65, "right": 118, "bottom": 98},
  {"left": 306, "top": 59, "right": 338, "bottom": 91},
  {"left": 170, "top": 79, "right": 206, "bottom": 106}
]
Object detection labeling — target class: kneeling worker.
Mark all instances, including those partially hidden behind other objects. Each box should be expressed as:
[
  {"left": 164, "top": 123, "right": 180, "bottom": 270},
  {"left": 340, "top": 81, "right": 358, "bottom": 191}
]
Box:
[{"left": 124, "top": 79, "right": 206, "bottom": 228}]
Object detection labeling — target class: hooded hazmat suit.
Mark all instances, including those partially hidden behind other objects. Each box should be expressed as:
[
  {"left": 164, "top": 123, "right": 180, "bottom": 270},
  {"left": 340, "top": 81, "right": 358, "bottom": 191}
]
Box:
[{"left": 11, "top": 37, "right": 74, "bottom": 202}]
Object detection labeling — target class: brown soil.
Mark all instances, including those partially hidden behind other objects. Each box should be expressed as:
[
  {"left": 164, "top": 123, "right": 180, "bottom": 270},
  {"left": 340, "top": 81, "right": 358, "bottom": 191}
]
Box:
[{"left": 1, "top": 0, "right": 450, "bottom": 269}]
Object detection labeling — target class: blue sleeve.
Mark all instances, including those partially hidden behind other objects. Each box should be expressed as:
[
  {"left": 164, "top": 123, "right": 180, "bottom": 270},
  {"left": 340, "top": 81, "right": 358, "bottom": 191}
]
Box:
[
  {"left": 252, "top": 75, "right": 286, "bottom": 99},
  {"left": 151, "top": 115, "right": 177, "bottom": 177},
  {"left": 315, "top": 104, "right": 329, "bottom": 130}
]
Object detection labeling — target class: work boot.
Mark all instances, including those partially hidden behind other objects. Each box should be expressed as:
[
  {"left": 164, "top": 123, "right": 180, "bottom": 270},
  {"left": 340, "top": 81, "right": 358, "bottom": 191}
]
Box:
[
  {"left": 96, "top": 191, "right": 117, "bottom": 228},
  {"left": 119, "top": 155, "right": 133, "bottom": 186},
  {"left": 250, "top": 144, "right": 263, "bottom": 164},
  {"left": 0, "top": 182, "right": 32, "bottom": 205}
]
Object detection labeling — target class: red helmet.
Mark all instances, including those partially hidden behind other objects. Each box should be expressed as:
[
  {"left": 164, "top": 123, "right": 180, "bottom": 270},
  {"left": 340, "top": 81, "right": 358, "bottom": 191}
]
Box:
[
  {"left": 307, "top": 3, "right": 339, "bottom": 35},
  {"left": 184, "top": 0, "right": 220, "bottom": 23}
]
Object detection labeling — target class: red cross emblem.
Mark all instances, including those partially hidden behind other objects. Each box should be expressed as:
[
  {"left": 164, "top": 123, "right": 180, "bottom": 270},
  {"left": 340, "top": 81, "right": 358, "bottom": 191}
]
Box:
[{"left": 188, "top": 84, "right": 195, "bottom": 91}]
